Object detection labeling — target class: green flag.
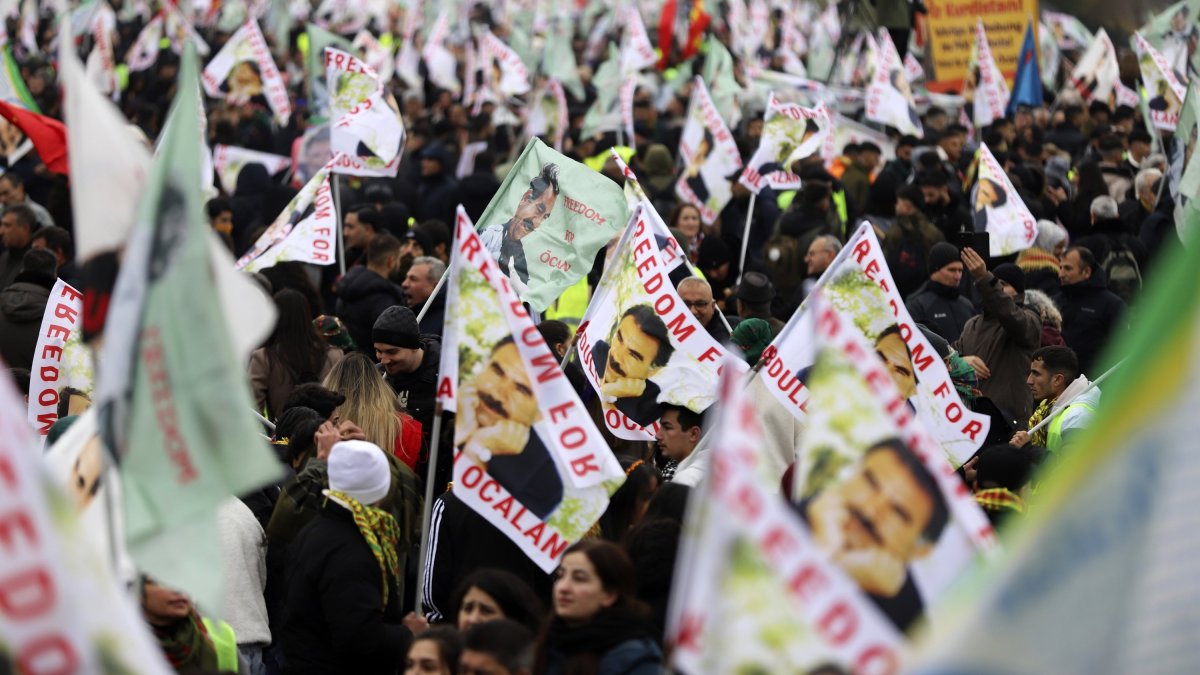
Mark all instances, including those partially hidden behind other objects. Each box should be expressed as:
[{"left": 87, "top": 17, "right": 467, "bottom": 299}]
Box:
[
  {"left": 580, "top": 43, "right": 621, "bottom": 139},
  {"left": 0, "top": 45, "right": 38, "bottom": 112},
  {"left": 476, "top": 138, "right": 628, "bottom": 313},
  {"left": 96, "top": 44, "right": 282, "bottom": 612},
  {"left": 701, "top": 35, "right": 743, "bottom": 126},
  {"left": 306, "top": 23, "right": 355, "bottom": 122},
  {"left": 544, "top": 18, "right": 586, "bottom": 101},
  {"left": 1135, "top": 0, "right": 1200, "bottom": 82}
]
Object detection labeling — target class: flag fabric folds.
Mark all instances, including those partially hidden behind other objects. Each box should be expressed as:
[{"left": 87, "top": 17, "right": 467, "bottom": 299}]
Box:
[
  {"left": 675, "top": 77, "right": 742, "bottom": 224},
  {"left": 0, "top": 99, "right": 67, "bottom": 174},
  {"left": 1007, "top": 20, "right": 1042, "bottom": 115},
  {"left": 971, "top": 143, "right": 1038, "bottom": 255}
]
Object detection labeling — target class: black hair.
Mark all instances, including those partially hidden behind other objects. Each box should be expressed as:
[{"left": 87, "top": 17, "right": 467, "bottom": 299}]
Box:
[
  {"left": 412, "top": 626, "right": 463, "bottom": 675},
  {"left": 0, "top": 171, "right": 23, "bottom": 188},
  {"left": 659, "top": 402, "right": 703, "bottom": 432},
  {"left": 367, "top": 233, "right": 402, "bottom": 267},
  {"left": 267, "top": 289, "right": 327, "bottom": 383},
  {"left": 3, "top": 204, "right": 37, "bottom": 231},
  {"left": 31, "top": 226, "right": 73, "bottom": 260},
  {"left": 529, "top": 162, "right": 561, "bottom": 199},
  {"left": 353, "top": 206, "right": 381, "bottom": 233},
  {"left": 1031, "top": 345, "right": 1080, "bottom": 383},
  {"left": 977, "top": 177, "right": 1008, "bottom": 208},
  {"left": 282, "top": 383, "right": 346, "bottom": 420},
  {"left": 916, "top": 170, "right": 949, "bottom": 188},
  {"left": 599, "top": 461, "right": 659, "bottom": 542},
  {"left": 865, "top": 438, "right": 950, "bottom": 543},
  {"left": 536, "top": 319, "right": 571, "bottom": 353},
  {"left": 463, "top": 619, "right": 535, "bottom": 673},
  {"left": 973, "top": 443, "right": 1034, "bottom": 492},
  {"left": 275, "top": 406, "right": 323, "bottom": 465},
  {"left": 19, "top": 248, "right": 56, "bottom": 276},
  {"left": 619, "top": 305, "right": 675, "bottom": 368},
  {"left": 643, "top": 482, "right": 690, "bottom": 523},
  {"left": 206, "top": 197, "right": 232, "bottom": 219},
  {"left": 450, "top": 568, "right": 544, "bottom": 633},
  {"left": 1066, "top": 245, "right": 1099, "bottom": 275}
]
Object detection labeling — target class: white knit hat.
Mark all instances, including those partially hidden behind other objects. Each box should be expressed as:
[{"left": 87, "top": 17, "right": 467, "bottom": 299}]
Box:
[{"left": 328, "top": 440, "right": 391, "bottom": 506}]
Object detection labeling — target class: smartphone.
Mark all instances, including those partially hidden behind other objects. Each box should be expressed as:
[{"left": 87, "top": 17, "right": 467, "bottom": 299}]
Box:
[{"left": 957, "top": 231, "right": 990, "bottom": 258}]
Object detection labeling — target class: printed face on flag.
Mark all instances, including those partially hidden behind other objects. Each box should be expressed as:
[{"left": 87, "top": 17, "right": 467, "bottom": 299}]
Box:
[
  {"left": 440, "top": 209, "right": 626, "bottom": 572},
  {"left": 739, "top": 97, "right": 827, "bottom": 193},
  {"left": 971, "top": 144, "right": 1037, "bottom": 255},
  {"left": 577, "top": 207, "right": 747, "bottom": 441},
  {"left": 675, "top": 79, "right": 742, "bottom": 224},
  {"left": 1069, "top": 29, "right": 1120, "bottom": 104},
  {"left": 1135, "top": 32, "right": 1189, "bottom": 131}
]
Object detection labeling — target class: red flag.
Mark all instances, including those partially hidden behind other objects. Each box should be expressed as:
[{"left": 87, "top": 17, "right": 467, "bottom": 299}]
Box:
[
  {"left": 683, "top": 0, "right": 711, "bottom": 60},
  {"left": 658, "top": 0, "right": 678, "bottom": 69},
  {"left": 0, "top": 100, "right": 69, "bottom": 175}
]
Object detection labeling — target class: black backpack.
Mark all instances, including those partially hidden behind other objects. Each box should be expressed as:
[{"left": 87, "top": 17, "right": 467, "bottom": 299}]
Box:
[{"left": 1102, "top": 237, "right": 1142, "bottom": 303}]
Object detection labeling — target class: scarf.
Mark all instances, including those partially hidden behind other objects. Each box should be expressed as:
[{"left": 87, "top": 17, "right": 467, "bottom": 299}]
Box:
[
  {"left": 154, "top": 612, "right": 219, "bottom": 672},
  {"left": 1026, "top": 397, "right": 1054, "bottom": 448},
  {"left": 545, "top": 608, "right": 655, "bottom": 669},
  {"left": 947, "top": 353, "right": 981, "bottom": 407},
  {"left": 326, "top": 490, "right": 402, "bottom": 606},
  {"left": 975, "top": 487, "right": 1026, "bottom": 515}
]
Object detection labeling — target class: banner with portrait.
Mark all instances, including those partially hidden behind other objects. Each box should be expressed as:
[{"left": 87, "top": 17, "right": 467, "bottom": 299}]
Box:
[
  {"left": 970, "top": 19, "right": 1011, "bottom": 129},
  {"left": 756, "top": 223, "right": 992, "bottom": 466},
  {"left": 480, "top": 31, "right": 532, "bottom": 97},
  {"left": 620, "top": 5, "right": 658, "bottom": 73},
  {"left": 237, "top": 158, "right": 336, "bottom": 269},
  {"left": 865, "top": 30, "right": 924, "bottom": 138},
  {"left": 675, "top": 77, "right": 743, "bottom": 224},
  {"left": 739, "top": 94, "right": 829, "bottom": 194},
  {"left": 523, "top": 79, "right": 568, "bottom": 151},
  {"left": 1069, "top": 27, "right": 1121, "bottom": 105},
  {"left": 201, "top": 19, "right": 291, "bottom": 125},
  {"left": 326, "top": 47, "right": 405, "bottom": 177},
  {"left": 820, "top": 113, "right": 895, "bottom": 172},
  {"left": 475, "top": 138, "right": 628, "bottom": 312},
  {"left": 576, "top": 205, "right": 747, "bottom": 442},
  {"left": 212, "top": 144, "right": 291, "bottom": 195},
  {"left": 971, "top": 143, "right": 1037, "bottom": 256},
  {"left": 1134, "top": 32, "right": 1188, "bottom": 131},
  {"left": 437, "top": 207, "right": 625, "bottom": 572}
]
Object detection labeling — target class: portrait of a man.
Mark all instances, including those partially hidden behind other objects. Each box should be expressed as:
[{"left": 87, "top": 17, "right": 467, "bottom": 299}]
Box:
[
  {"left": 480, "top": 163, "right": 561, "bottom": 285},
  {"left": 590, "top": 304, "right": 676, "bottom": 427}
]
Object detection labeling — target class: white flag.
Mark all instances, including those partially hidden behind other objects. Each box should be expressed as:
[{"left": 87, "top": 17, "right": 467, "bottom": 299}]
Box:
[
  {"left": 740, "top": 94, "right": 829, "bottom": 193},
  {"left": 1069, "top": 27, "right": 1121, "bottom": 104},
  {"left": 422, "top": 10, "right": 461, "bottom": 94},
  {"left": 27, "top": 279, "right": 92, "bottom": 436},
  {"left": 971, "top": 143, "right": 1038, "bottom": 256},
  {"left": 481, "top": 31, "right": 531, "bottom": 97},
  {"left": 675, "top": 77, "right": 743, "bottom": 224},
  {"left": 212, "top": 144, "right": 292, "bottom": 195},
  {"left": 972, "top": 19, "right": 1011, "bottom": 129},
  {"left": 620, "top": 5, "right": 657, "bottom": 73},
  {"left": 238, "top": 159, "right": 337, "bottom": 270},
  {"left": 1134, "top": 31, "right": 1188, "bottom": 131},
  {"left": 326, "top": 47, "right": 405, "bottom": 177},
  {"left": 125, "top": 12, "right": 163, "bottom": 72},
  {"left": 865, "top": 30, "right": 923, "bottom": 137},
  {"left": 201, "top": 19, "right": 291, "bottom": 125}
]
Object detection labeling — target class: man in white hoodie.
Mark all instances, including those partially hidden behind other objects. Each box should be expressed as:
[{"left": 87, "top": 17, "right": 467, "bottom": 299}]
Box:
[{"left": 1010, "top": 346, "right": 1100, "bottom": 454}]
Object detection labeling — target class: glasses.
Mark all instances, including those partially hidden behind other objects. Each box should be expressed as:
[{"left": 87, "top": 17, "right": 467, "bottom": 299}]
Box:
[{"left": 683, "top": 299, "right": 712, "bottom": 309}]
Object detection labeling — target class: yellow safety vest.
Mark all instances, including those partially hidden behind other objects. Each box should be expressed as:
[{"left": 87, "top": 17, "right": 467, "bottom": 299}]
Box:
[
  {"left": 1047, "top": 401, "right": 1097, "bottom": 453},
  {"left": 543, "top": 278, "right": 591, "bottom": 334},
  {"left": 201, "top": 618, "right": 240, "bottom": 673}
]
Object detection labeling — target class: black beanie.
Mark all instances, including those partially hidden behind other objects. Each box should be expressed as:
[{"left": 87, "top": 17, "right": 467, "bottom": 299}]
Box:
[
  {"left": 373, "top": 305, "right": 422, "bottom": 348},
  {"left": 991, "top": 263, "right": 1026, "bottom": 294},
  {"left": 927, "top": 242, "right": 961, "bottom": 275}
]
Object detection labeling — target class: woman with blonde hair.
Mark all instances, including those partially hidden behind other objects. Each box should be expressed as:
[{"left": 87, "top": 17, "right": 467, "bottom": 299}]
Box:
[{"left": 323, "top": 352, "right": 423, "bottom": 470}]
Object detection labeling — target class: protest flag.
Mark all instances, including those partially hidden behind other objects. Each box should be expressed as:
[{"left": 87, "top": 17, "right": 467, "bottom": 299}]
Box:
[
  {"left": 201, "top": 19, "right": 291, "bottom": 125},
  {"left": 1042, "top": 9, "right": 1095, "bottom": 51},
  {"left": 422, "top": 10, "right": 461, "bottom": 95},
  {"left": 126, "top": 12, "right": 164, "bottom": 72},
  {"left": 0, "top": 99, "right": 67, "bottom": 174},
  {"left": 675, "top": 77, "right": 742, "bottom": 224},
  {"left": 237, "top": 158, "right": 337, "bottom": 271},
  {"left": 543, "top": 17, "right": 586, "bottom": 101},
  {"left": 1135, "top": 0, "right": 1200, "bottom": 83},
  {"left": 865, "top": 29, "right": 923, "bottom": 138},
  {"left": 353, "top": 30, "right": 395, "bottom": 84},
  {"left": 701, "top": 34, "right": 743, "bottom": 127},
  {"left": 27, "top": 279, "right": 93, "bottom": 436},
  {"left": 524, "top": 79, "right": 569, "bottom": 151},
  {"left": 1172, "top": 83, "right": 1200, "bottom": 225},
  {"left": 657, "top": 0, "right": 710, "bottom": 68},
  {"left": 0, "top": 370, "right": 175, "bottom": 675},
  {"left": 971, "top": 143, "right": 1038, "bottom": 255},
  {"left": 739, "top": 94, "right": 828, "bottom": 194},
  {"left": 1134, "top": 32, "right": 1188, "bottom": 132},
  {"left": 820, "top": 112, "right": 894, "bottom": 172},
  {"left": 475, "top": 137, "right": 628, "bottom": 312},
  {"left": 1007, "top": 20, "right": 1042, "bottom": 116},
  {"left": 1038, "top": 20, "right": 1062, "bottom": 92},
  {"left": 212, "top": 144, "right": 292, "bottom": 195},
  {"left": 480, "top": 31, "right": 531, "bottom": 97},
  {"left": 971, "top": 19, "right": 1010, "bottom": 130},
  {"left": 580, "top": 43, "right": 623, "bottom": 140},
  {"left": 435, "top": 206, "right": 626, "bottom": 573},
  {"left": 0, "top": 44, "right": 39, "bottom": 111},
  {"left": 576, "top": 204, "right": 747, "bottom": 442},
  {"left": 620, "top": 5, "right": 658, "bottom": 74},
  {"left": 304, "top": 23, "right": 354, "bottom": 120},
  {"left": 326, "top": 47, "right": 405, "bottom": 177},
  {"left": 94, "top": 44, "right": 282, "bottom": 612},
  {"left": 911, "top": 171, "right": 1200, "bottom": 675},
  {"left": 1069, "top": 27, "right": 1121, "bottom": 105}
]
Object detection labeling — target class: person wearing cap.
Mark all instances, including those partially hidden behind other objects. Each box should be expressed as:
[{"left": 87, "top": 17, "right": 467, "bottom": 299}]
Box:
[
  {"left": 883, "top": 184, "right": 945, "bottom": 299},
  {"left": 335, "top": 233, "right": 405, "bottom": 358},
  {"left": 416, "top": 142, "right": 460, "bottom": 225},
  {"left": 953, "top": 248, "right": 1042, "bottom": 423},
  {"left": 905, "top": 242, "right": 978, "bottom": 343},
  {"left": 732, "top": 318, "right": 772, "bottom": 365},
  {"left": 735, "top": 271, "right": 785, "bottom": 337},
  {"left": 281, "top": 440, "right": 412, "bottom": 674},
  {"left": 480, "top": 163, "right": 561, "bottom": 287},
  {"left": 697, "top": 237, "right": 735, "bottom": 309},
  {"left": 374, "top": 305, "right": 441, "bottom": 439},
  {"left": 916, "top": 170, "right": 971, "bottom": 241}
]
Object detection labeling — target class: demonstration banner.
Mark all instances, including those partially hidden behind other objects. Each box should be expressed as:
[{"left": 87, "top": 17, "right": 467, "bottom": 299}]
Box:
[
  {"left": 96, "top": 46, "right": 282, "bottom": 613},
  {"left": 1038, "top": 20, "right": 1062, "bottom": 91},
  {"left": 580, "top": 44, "right": 623, "bottom": 140},
  {"left": 238, "top": 158, "right": 337, "bottom": 271},
  {"left": 212, "top": 144, "right": 292, "bottom": 195},
  {"left": 620, "top": 5, "right": 658, "bottom": 73},
  {"left": 611, "top": 150, "right": 699, "bottom": 279},
  {"left": 353, "top": 30, "right": 395, "bottom": 84},
  {"left": 422, "top": 10, "right": 461, "bottom": 95},
  {"left": 126, "top": 12, "right": 164, "bottom": 71},
  {"left": 866, "top": 29, "right": 923, "bottom": 137},
  {"left": 438, "top": 207, "right": 625, "bottom": 572},
  {"left": 821, "top": 113, "right": 895, "bottom": 172},
  {"left": 1042, "top": 9, "right": 1093, "bottom": 50},
  {"left": 668, "top": 354, "right": 907, "bottom": 674},
  {"left": 577, "top": 205, "right": 747, "bottom": 441},
  {"left": 1070, "top": 27, "right": 1121, "bottom": 105},
  {"left": 326, "top": 47, "right": 405, "bottom": 177},
  {"left": 305, "top": 23, "right": 354, "bottom": 120},
  {"left": 971, "top": 143, "right": 1037, "bottom": 255},
  {"left": 85, "top": 1, "right": 119, "bottom": 99},
  {"left": 201, "top": 19, "right": 291, "bottom": 125},
  {"left": 756, "top": 223, "right": 992, "bottom": 465},
  {"left": 27, "top": 280, "right": 93, "bottom": 436},
  {"left": 970, "top": 19, "right": 1011, "bottom": 129},
  {"left": 676, "top": 77, "right": 742, "bottom": 225},
  {"left": 481, "top": 31, "right": 531, "bottom": 97},
  {"left": 1134, "top": 32, "right": 1187, "bottom": 131},
  {"left": 1137, "top": 0, "right": 1200, "bottom": 83},
  {"left": 0, "top": 374, "right": 174, "bottom": 675},
  {"left": 0, "top": 45, "right": 38, "bottom": 112},
  {"left": 475, "top": 138, "right": 628, "bottom": 311},
  {"left": 739, "top": 95, "right": 829, "bottom": 194},
  {"left": 924, "top": 0, "right": 1039, "bottom": 93}
]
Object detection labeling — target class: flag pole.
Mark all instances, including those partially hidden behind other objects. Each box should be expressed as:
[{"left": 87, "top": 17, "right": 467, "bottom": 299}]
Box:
[
  {"left": 333, "top": 172, "right": 346, "bottom": 276},
  {"left": 416, "top": 264, "right": 451, "bottom": 323},
  {"left": 1026, "top": 358, "right": 1125, "bottom": 435},
  {"left": 735, "top": 192, "right": 757, "bottom": 286},
  {"left": 414, "top": 403, "right": 445, "bottom": 616}
]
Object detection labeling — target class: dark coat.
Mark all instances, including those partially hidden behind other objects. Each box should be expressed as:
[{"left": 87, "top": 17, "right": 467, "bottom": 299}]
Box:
[
  {"left": 542, "top": 637, "right": 663, "bottom": 675},
  {"left": 334, "top": 266, "right": 405, "bottom": 358},
  {"left": 281, "top": 502, "right": 411, "bottom": 675},
  {"left": 954, "top": 272, "right": 1042, "bottom": 422},
  {"left": 414, "top": 172, "right": 460, "bottom": 225},
  {"left": 1056, "top": 269, "right": 1126, "bottom": 374},
  {"left": 0, "top": 271, "right": 53, "bottom": 370},
  {"left": 905, "top": 280, "right": 977, "bottom": 343},
  {"left": 381, "top": 336, "right": 441, "bottom": 433},
  {"left": 458, "top": 170, "right": 502, "bottom": 223},
  {"left": 414, "top": 284, "right": 446, "bottom": 338}
]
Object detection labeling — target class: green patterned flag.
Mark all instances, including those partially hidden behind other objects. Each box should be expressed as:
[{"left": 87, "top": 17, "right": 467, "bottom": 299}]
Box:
[
  {"left": 476, "top": 138, "right": 628, "bottom": 312},
  {"left": 0, "top": 45, "right": 38, "bottom": 112},
  {"left": 579, "top": 43, "right": 621, "bottom": 138},
  {"left": 95, "top": 44, "right": 282, "bottom": 612}
]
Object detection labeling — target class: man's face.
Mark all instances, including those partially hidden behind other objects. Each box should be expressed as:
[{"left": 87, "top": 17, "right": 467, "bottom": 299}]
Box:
[
  {"left": 996, "top": 278, "right": 1019, "bottom": 299},
  {"left": 811, "top": 446, "right": 935, "bottom": 564},
  {"left": 930, "top": 261, "right": 963, "bottom": 287},
  {"left": 976, "top": 179, "right": 999, "bottom": 207},
  {"left": 474, "top": 342, "right": 537, "bottom": 429},
  {"left": 401, "top": 238, "right": 425, "bottom": 260},
  {"left": 509, "top": 186, "right": 557, "bottom": 242},
  {"left": 211, "top": 209, "right": 234, "bottom": 235},
  {"left": 805, "top": 240, "right": 835, "bottom": 277},
  {"left": 920, "top": 185, "right": 948, "bottom": 206},
  {"left": 1027, "top": 358, "right": 1063, "bottom": 403},
  {"left": 604, "top": 315, "right": 663, "bottom": 385},
  {"left": 343, "top": 213, "right": 372, "bottom": 249},
  {"left": 376, "top": 343, "right": 423, "bottom": 376},
  {"left": 655, "top": 410, "right": 700, "bottom": 463},
  {"left": 0, "top": 178, "right": 21, "bottom": 205},
  {"left": 1015, "top": 108, "right": 1033, "bottom": 129},
  {"left": 895, "top": 197, "right": 917, "bottom": 218},
  {"left": 403, "top": 263, "right": 435, "bottom": 308},
  {"left": 0, "top": 212, "right": 29, "bottom": 248},
  {"left": 459, "top": 650, "right": 518, "bottom": 675},
  {"left": 678, "top": 283, "right": 715, "bottom": 326},
  {"left": 707, "top": 261, "right": 730, "bottom": 282},
  {"left": 860, "top": 151, "right": 881, "bottom": 169},
  {"left": 30, "top": 237, "right": 64, "bottom": 268},
  {"left": 875, "top": 332, "right": 917, "bottom": 400},
  {"left": 1059, "top": 250, "right": 1090, "bottom": 286},
  {"left": 940, "top": 134, "right": 964, "bottom": 162},
  {"left": 1130, "top": 140, "right": 1151, "bottom": 162}
]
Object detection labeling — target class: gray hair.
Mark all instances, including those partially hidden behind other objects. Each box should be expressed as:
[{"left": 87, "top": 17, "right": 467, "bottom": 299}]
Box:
[
  {"left": 1090, "top": 196, "right": 1119, "bottom": 221},
  {"left": 411, "top": 256, "right": 446, "bottom": 283},
  {"left": 1135, "top": 168, "right": 1163, "bottom": 196},
  {"left": 813, "top": 234, "right": 843, "bottom": 255},
  {"left": 677, "top": 276, "right": 713, "bottom": 295},
  {"left": 1034, "top": 219, "right": 1068, "bottom": 252},
  {"left": 1143, "top": 153, "right": 1168, "bottom": 172}
]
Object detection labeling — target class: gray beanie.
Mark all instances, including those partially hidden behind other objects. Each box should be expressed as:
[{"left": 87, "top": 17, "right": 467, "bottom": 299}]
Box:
[{"left": 373, "top": 305, "right": 421, "bottom": 349}]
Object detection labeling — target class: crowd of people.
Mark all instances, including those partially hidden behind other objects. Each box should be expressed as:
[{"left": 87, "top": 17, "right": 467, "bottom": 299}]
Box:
[{"left": 0, "top": 1, "right": 1186, "bottom": 673}]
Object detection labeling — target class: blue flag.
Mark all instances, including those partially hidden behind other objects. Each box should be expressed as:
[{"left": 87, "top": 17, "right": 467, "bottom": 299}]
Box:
[{"left": 1007, "top": 21, "right": 1042, "bottom": 115}]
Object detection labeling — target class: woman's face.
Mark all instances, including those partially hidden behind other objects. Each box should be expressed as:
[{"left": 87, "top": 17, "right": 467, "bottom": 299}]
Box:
[
  {"left": 676, "top": 207, "right": 702, "bottom": 238},
  {"left": 458, "top": 586, "right": 503, "bottom": 631},
  {"left": 405, "top": 639, "right": 450, "bottom": 675},
  {"left": 977, "top": 180, "right": 998, "bottom": 209},
  {"left": 553, "top": 552, "right": 616, "bottom": 624}
]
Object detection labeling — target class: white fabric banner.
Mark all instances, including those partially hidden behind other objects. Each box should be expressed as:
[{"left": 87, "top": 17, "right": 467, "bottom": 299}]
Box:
[
  {"left": 739, "top": 94, "right": 829, "bottom": 193},
  {"left": 1134, "top": 31, "right": 1188, "bottom": 131},
  {"left": 201, "top": 19, "right": 291, "bottom": 125},
  {"left": 973, "top": 19, "right": 1010, "bottom": 129},
  {"left": 326, "top": 47, "right": 405, "bottom": 177},
  {"left": 212, "top": 144, "right": 292, "bottom": 195},
  {"left": 865, "top": 30, "right": 923, "bottom": 137},
  {"left": 971, "top": 143, "right": 1038, "bottom": 255},
  {"left": 1069, "top": 27, "right": 1121, "bottom": 104},
  {"left": 26, "top": 279, "right": 92, "bottom": 436},
  {"left": 675, "top": 77, "right": 743, "bottom": 224}
]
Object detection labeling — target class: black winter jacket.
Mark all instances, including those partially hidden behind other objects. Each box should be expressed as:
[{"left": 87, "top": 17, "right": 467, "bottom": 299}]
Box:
[
  {"left": 1056, "top": 269, "right": 1126, "bottom": 374},
  {"left": 905, "top": 280, "right": 977, "bottom": 342},
  {"left": 335, "top": 266, "right": 405, "bottom": 358}
]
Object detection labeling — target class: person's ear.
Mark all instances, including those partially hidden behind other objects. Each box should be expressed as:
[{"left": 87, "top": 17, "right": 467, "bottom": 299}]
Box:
[{"left": 687, "top": 426, "right": 701, "bottom": 444}]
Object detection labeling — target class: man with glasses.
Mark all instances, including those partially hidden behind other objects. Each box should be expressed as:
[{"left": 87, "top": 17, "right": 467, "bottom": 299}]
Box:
[{"left": 677, "top": 277, "right": 728, "bottom": 342}]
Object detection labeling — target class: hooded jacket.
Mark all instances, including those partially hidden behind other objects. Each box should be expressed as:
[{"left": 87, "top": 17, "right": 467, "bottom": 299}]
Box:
[
  {"left": 1056, "top": 267, "right": 1126, "bottom": 374},
  {"left": 334, "top": 266, "right": 405, "bottom": 358},
  {"left": 954, "top": 272, "right": 1042, "bottom": 422},
  {"left": 0, "top": 270, "right": 53, "bottom": 370},
  {"left": 1045, "top": 375, "right": 1101, "bottom": 453}
]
